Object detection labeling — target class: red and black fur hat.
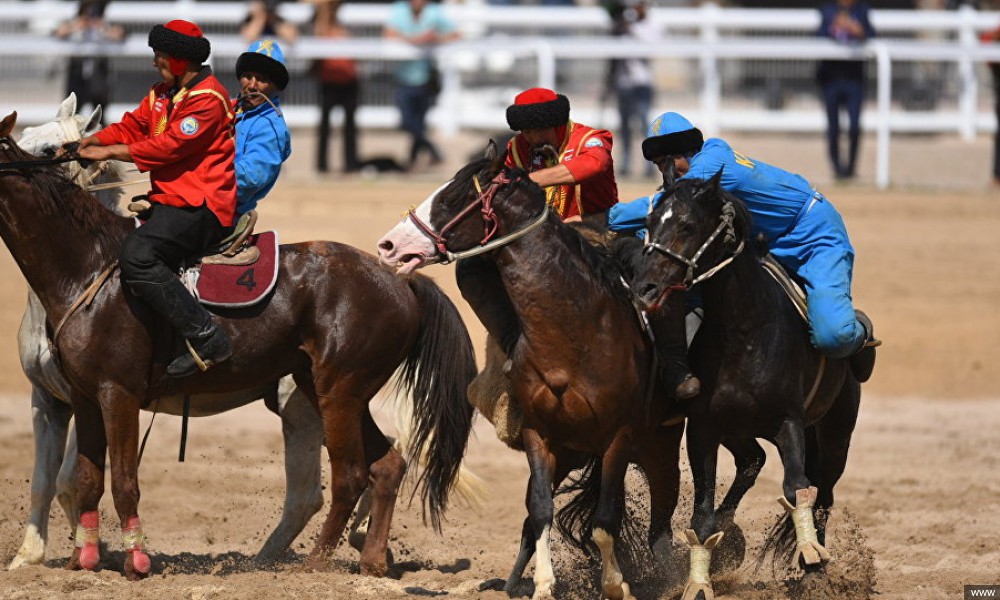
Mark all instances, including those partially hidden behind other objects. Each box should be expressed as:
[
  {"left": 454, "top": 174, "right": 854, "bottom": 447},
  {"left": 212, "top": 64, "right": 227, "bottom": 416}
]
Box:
[
  {"left": 148, "top": 20, "right": 211, "bottom": 65},
  {"left": 506, "top": 88, "right": 571, "bottom": 132}
]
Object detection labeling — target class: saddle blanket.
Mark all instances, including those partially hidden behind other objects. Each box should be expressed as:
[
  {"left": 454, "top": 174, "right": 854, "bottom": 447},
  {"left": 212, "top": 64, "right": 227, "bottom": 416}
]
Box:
[{"left": 182, "top": 231, "right": 280, "bottom": 308}]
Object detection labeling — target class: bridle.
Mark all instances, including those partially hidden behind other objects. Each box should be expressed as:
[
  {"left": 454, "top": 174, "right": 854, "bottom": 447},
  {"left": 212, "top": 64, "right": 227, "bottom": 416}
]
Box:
[
  {"left": 407, "top": 169, "right": 549, "bottom": 264},
  {"left": 642, "top": 195, "right": 745, "bottom": 288}
]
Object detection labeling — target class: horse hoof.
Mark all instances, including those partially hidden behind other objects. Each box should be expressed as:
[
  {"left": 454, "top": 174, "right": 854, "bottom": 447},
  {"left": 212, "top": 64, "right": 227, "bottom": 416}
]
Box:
[
  {"left": 79, "top": 544, "right": 100, "bottom": 571},
  {"left": 127, "top": 549, "right": 152, "bottom": 577}
]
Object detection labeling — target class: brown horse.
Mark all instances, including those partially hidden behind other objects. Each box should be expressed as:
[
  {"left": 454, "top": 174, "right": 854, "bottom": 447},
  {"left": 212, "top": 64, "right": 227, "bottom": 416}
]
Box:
[
  {"left": 0, "top": 112, "right": 477, "bottom": 580},
  {"left": 378, "top": 143, "right": 685, "bottom": 600}
]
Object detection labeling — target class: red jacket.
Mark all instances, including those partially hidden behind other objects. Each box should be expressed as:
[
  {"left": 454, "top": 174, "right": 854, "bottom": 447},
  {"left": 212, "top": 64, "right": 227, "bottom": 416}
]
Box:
[
  {"left": 505, "top": 121, "right": 619, "bottom": 220},
  {"left": 96, "top": 69, "right": 238, "bottom": 226}
]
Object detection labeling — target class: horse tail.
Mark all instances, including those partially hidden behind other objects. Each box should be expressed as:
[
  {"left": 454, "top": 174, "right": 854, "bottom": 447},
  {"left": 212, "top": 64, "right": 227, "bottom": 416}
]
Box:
[
  {"left": 391, "top": 392, "right": 489, "bottom": 509},
  {"left": 396, "top": 273, "right": 478, "bottom": 531},
  {"left": 754, "top": 511, "right": 798, "bottom": 573},
  {"left": 555, "top": 459, "right": 646, "bottom": 568}
]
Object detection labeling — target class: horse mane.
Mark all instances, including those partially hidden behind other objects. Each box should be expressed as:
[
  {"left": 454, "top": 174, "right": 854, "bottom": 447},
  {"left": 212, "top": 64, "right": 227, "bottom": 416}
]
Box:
[{"left": 1, "top": 140, "right": 129, "bottom": 260}]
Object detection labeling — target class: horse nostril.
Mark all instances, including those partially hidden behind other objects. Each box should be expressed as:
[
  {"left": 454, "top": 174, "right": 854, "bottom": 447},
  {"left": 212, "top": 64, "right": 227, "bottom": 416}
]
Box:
[{"left": 377, "top": 239, "right": 393, "bottom": 253}]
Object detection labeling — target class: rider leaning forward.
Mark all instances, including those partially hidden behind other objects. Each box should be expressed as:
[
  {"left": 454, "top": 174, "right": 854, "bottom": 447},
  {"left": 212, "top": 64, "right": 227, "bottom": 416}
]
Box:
[
  {"left": 74, "top": 20, "right": 237, "bottom": 377},
  {"left": 608, "top": 112, "right": 879, "bottom": 392}
]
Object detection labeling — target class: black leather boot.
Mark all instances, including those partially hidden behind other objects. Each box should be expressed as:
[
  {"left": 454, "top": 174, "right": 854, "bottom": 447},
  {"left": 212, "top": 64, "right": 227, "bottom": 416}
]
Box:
[
  {"left": 130, "top": 279, "right": 233, "bottom": 378},
  {"left": 456, "top": 256, "right": 521, "bottom": 357},
  {"left": 649, "top": 296, "right": 701, "bottom": 400},
  {"left": 849, "top": 309, "right": 879, "bottom": 383}
]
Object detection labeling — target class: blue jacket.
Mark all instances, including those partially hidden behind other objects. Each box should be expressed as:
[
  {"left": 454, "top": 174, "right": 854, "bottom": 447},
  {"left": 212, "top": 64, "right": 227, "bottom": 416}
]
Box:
[
  {"left": 234, "top": 97, "right": 291, "bottom": 216},
  {"left": 608, "top": 138, "right": 818, "bottom": 244}
]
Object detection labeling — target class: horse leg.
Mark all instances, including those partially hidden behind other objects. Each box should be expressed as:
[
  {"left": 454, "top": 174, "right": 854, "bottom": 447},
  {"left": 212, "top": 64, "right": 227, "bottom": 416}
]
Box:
[
  {"left": 633, "top": 423, "right": 684, "bottom": 558},
  {"left": 256, "top": 385, "right": 324, "bottom": 563},
  {"left": 302, "top": 379, "right": 372, "bottom": 571},
  {"left": 680, "top": 424, "right": 724, "bottom": 600},
  {"left": 357, "top": 411, "right": 406, "bottom": 577},
  {"left": 774, "top": 417, "right": 831, "bottom": 569},
  {"left": 810, "top": 378, "right": 861, "bottom": 547},
  {"left": 9, "top": 387, "right": 73, "bottom": 570},
  {"left": 99, "top": 389, "right": 150, "bottom": 580},
  {"left": 593, "top": 431, "right": 637, "bottom": 600},
  {"left": 712, "top": 437, "right": 766, "bottom": 572},
  {"left": 65, "top": 395, "right": 107, "bottom": 573},
  {"left": 522, "top": 428, "right": 558, "bottom": 600},
  {"left": 56, "top": 423, "right": 80, "bottom": 531},
  {"left": 501, "top": 451, "right": 577, "bottom": 594}
]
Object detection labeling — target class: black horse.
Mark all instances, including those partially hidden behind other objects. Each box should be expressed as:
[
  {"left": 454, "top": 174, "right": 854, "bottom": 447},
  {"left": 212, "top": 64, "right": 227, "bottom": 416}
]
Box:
[{"left": 629, "top": 173, "right": 864, "bottom": 599}]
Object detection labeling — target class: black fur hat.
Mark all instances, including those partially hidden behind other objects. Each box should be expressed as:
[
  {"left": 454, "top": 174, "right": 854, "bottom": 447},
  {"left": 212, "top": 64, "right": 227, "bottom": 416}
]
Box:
[
  {"left": 236, "top": 40, "right": 289, "bottom": 90},
  {"left": 148, "top": 20, "right": 211, "bottom": 64},
  {"left": 506, "top": 88, "right": 571, "bottom": 132}
]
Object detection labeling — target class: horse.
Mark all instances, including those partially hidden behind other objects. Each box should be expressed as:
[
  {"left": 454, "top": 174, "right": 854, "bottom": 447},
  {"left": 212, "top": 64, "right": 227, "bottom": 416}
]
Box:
[
  {"left": 8, "top": 95, "right": 329, "bottom": 570},
  {"left": 629, "top": 173, "right": 863, "bottom": 599},
  {"left": 0, "top": 111, "right": 477, "bottom": 580},
  {"left": 377, "top": 142, "right": 686, "bottom": 600}
]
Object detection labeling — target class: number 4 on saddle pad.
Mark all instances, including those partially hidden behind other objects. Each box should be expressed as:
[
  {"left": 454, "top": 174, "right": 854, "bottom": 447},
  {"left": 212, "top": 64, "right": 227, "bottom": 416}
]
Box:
[{"left": 188, "top": 231, "right": 280, "bottom": 307}]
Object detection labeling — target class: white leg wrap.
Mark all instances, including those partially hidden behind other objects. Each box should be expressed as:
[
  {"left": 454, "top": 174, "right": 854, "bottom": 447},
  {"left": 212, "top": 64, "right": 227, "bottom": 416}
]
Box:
[
  {"left": 679, "top": 529, "right": 724, "bottom": 600},
  {"left": 776, "top": 486, "right": 832, "bottom": 567}
]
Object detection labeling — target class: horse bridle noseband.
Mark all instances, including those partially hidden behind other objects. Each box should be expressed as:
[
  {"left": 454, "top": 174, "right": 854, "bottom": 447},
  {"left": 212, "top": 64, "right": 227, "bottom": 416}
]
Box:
[
  {"left": 642, "top": 198, "right": 744, "bottom": 288},
  {"left": 407, "top": 170, "right": 549, "bottom": 264}
]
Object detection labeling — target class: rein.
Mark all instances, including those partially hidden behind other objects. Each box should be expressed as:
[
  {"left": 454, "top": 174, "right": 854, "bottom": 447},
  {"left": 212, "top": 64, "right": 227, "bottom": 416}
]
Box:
[
  {"left": 0, "top": 154, "right": 81, "bottom": 171},
  {"left": 643, "top": 199, "right": 745, "bottom": 290},
  {"left": 49, "top": 261, "right": 120, "bottom": 362},
  {"left": 408, "top": 171, "right": 550, "bottom": 264}
]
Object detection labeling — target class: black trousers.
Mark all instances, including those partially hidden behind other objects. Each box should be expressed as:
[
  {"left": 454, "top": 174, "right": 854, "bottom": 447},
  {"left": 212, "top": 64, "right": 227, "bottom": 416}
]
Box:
[
  {"left": 317, "top": 80, "right": 359, "bottom": 173},
  {"left": 120, "top": 203, "right": 228, "bottom": 286},
  {"left": 455, "top": 256, "right": 521, "bottom": 357}
]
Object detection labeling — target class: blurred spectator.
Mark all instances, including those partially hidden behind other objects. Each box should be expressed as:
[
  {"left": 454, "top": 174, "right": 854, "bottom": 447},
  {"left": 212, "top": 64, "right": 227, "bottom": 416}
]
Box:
[
  {"left": 605, "top": 0, "right": 656, "bottom": 178},
  {"left": 981, "top": 22, "right": 1000, "bottom": 186},
  {"left": 242, "top": 0, "right": 298, "bottom": 45},
  {"left": 311, "top": 0, "right": 359, "bottom": 174},
  {"left": 53, "top": 0, "right": 125, "bottom": 121},
  {"left": 816, "top": 0, "right": 875, "bottom": 180},
  {"left": 384, "top": 0, "right": 459, "bottom": 171}
]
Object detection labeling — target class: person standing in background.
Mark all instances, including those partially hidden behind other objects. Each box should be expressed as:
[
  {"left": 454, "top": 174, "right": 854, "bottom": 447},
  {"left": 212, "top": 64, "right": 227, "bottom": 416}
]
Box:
[
  {"left": 242, "top": 0, "right": 298, "bottom": 45},
  {"left": 817, "top": 0, "right": 875, "bottom": 180},
  {"left": 312, "top": 0, "right": 359, "bottom": 174},
  {"left": 384, "top": 0, "right": 459, "bottom": 172},
  {"left": 981, "top": 22, "right": 1000, "bottom": 186},
  {"left": 53, "top": 0, "right": 125, "bottom": 121},
  {"left": 605, "top": 0, "right": 656, "bottom": 179}
]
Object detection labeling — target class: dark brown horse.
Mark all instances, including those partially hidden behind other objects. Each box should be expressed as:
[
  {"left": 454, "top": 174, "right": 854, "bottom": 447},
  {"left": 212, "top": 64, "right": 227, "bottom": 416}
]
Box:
[
  {"left": 0, "top": 112, "right": 476, "bottom": 580},
  {"left": 629, "top": 173, "right": 863, "bottom": 599},
  {"left": 378, "top": 143, "right": 685, "bottom": 600}
]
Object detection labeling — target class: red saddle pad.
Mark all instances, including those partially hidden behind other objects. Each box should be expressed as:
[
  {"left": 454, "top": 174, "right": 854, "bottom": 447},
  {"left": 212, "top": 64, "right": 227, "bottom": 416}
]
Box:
[{"left": 196, "top": 231, "right": 279, "bottom": 308}]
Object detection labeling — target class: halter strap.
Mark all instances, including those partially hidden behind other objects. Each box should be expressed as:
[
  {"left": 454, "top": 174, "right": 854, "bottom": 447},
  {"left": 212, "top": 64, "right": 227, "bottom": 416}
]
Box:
[
  {"left": 407, "top": 170, "right": 549, "bottom": 264},
  {"left": 643, "top": 199, "right": 743, "bottom": 288}
]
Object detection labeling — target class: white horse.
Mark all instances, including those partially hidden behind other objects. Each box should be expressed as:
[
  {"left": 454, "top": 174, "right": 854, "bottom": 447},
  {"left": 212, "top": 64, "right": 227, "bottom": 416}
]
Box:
[{"left": 9, "top": 94, "right": 485, "bottom": 570}]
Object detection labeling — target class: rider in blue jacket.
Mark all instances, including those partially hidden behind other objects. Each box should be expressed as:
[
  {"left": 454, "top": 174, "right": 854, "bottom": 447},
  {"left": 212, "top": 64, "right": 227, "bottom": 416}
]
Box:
[
  {"left": 234, "top": 39, "right": 292, "bottom": 217},
  {"left": 609, "top": 112, "right": 877, "bottom": 385}
]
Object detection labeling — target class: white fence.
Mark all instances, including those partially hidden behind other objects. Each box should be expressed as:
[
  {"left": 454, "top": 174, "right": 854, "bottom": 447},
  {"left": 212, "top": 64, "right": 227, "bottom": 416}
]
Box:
[{"left": 1, "top": 2, "right": 999, "bottom": 187}]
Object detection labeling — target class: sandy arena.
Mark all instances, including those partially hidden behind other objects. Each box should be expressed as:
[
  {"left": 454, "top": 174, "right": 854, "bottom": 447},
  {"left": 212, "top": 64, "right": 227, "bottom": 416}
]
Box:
[{"left": 0, "top": 130, "right": 998, "bottom": 599}]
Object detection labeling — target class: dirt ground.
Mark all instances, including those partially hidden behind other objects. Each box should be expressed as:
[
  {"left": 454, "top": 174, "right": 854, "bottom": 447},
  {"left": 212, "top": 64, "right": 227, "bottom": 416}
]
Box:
[{"left": 0, "top": 131, "right": 999, "bottom": 599}]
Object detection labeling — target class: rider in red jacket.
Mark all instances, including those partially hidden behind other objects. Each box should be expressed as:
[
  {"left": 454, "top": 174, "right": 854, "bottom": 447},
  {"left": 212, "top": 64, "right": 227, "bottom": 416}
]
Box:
[
  {"left": 77, "top": 20, "right": 237, "bottom": 378},
  {"left": 458, "top": 87, "right": 620, "bottom": 361}
]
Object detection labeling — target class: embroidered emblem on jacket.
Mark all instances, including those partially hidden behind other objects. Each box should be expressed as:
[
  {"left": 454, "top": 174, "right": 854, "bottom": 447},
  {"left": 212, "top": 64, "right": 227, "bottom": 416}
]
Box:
[{"left": 180, "top": 117, "right": 200, "bottom": 136}]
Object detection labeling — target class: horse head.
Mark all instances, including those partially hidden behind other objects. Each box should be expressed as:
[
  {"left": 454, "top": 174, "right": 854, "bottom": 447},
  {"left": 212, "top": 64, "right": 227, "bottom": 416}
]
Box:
[
  {"left": 18, "top": 94, "right": 102, "bottom": 156},
  {"left": 632, "top": 170, "right": 748, "bottom": 311},
  {"left": 15, "top": 94, "right": 133, "bottom": 218},
  {"left": 378, "top": 140, "right": 543, "bottom": 274}
]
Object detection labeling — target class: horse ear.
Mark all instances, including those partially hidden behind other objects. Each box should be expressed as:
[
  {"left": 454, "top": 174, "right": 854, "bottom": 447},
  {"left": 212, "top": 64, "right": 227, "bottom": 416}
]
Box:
[
  {"left": 484, "top": 139, "right": 498, "bottom": 161},
  {"left": 0, "top": 112, "right": 17, "bottom": 137},
  {"left": 83, "top": 105, "right": 103, "bottom": 135},
  {"left": 57, "top": 93, "right": 78, "bottom": 120},
  {"left": 709, "top": 167, "right": 724, "bottom": 191}
]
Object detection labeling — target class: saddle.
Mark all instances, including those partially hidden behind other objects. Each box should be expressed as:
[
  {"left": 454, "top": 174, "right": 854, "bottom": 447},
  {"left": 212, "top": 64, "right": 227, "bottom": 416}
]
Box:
[
  {"left": 760, "top": 254, "right": 808, "bottom": 323},
  {"left": 128, "top": 196, "right": 280, "bottom": 308}
]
